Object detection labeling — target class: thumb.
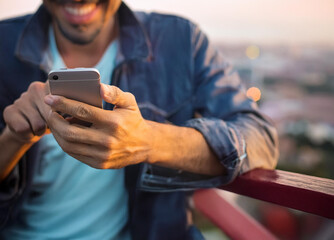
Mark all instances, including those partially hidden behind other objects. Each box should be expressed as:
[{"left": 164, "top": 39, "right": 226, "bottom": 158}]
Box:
[{"left": 100, "top": 84, "right": 138, "bottom": 110}]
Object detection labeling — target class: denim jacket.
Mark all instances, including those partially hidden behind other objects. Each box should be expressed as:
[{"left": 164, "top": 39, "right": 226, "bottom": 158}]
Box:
[{"left": 0, "top": 2, "right": 278, "bottom": 239}]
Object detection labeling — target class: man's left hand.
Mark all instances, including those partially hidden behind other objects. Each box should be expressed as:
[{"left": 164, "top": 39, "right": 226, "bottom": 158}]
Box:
[{"left": 44, "top": 84, "right": 152, "bottom": 169}]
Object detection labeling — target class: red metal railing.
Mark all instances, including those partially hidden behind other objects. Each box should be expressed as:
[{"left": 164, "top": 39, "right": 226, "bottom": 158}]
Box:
[
  {"left": 194, "top": 189, "right": 278, "bottom": 240},
  {"left": 193, "top": 168, "right": 334, "bottom": 239}
]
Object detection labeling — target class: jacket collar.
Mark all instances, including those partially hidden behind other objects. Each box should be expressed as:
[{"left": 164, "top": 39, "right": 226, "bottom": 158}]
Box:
[{"left": 15, "top": 2, "right": 152, "bottom": 69}]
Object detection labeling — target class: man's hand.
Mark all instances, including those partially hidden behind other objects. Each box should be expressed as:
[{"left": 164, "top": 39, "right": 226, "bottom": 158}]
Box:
[
  {"left": 45, "top": 83, "right": 225, "bottom": 175},
  {"left": 44, "top": 84, "right": 152, "bottom": 169},
  {"left": 3, "top": 81, "right": 51, "bottom": 144},
  {"left": 0, "top": 81, "right": 52, "bottom": 181}
]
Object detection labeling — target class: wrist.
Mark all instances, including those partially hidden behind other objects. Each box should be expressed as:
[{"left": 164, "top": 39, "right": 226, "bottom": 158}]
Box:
[
  {"left": 144, "top": 120, "right": 186, "bottom": 166},
  {"left": 144, "top": 120, "right": 169, "bottom": 165},
  {"left": 0, "top": 126, "right": 36, "bottom": 183},
  {"left": 142, "top": 121, "right": 225, "bottom": 176}
]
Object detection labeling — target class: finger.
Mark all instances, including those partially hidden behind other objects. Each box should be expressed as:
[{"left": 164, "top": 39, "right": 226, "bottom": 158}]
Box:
[
  {"left": 66, "top": 153, "right": 101, "bottom": 168},
  {"left": 36, "top": 97, "right": 52, "bottom": 123},
  {"left": 5, "top": 104, "right": 46, "bottom": 137},
  {"left": 100, "top": 84, "right": 137, "bottom": 110},
  {"left": 31, "top": 81, "right": 52, "bottom": 120},
  {"left": 69, "top": 153, "right": 124, "bottom": 169},
  {"left": 28, "top": 81, "right": 49, "bottom": 95},
  {"left": 44, "top": 95, "right": 104, "bottom": 123},
  {"left": 19, "top": 103, "right": 47, "bottom": 136},
  {"left": 45, "top": 80, "right": 51, "bottom": 94},
  {"left": 51, "top": 131, "right": 96, "bottom": 162},
  {"left": 4, "top": 106, "right": 34, "bottom": 139},
  {"left": 25, "top": 81, "right": 51, "bottom": 130},
  {"left": 66, "top": 117, "right": 93, "bottom": 127},
  {"left": 50, "top": 126, "right": 110, "bottom": 169},
  {"left": 47, "top": 111, "right": 109, "bottom": 146}
]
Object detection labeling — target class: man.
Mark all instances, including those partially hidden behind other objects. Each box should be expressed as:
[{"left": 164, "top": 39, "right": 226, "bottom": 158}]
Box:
[{"left": 0, "top": 0, "right": 278, "bottom": 239}]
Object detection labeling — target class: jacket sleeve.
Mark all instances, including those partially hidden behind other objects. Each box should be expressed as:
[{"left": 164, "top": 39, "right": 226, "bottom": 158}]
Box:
[
  {"left": 0, "top": 80, "right": 24, "bottom": 229},
  {"left": 0, "top": 101, "right": 36, "bottom": 230},
  {"left": 139, "top": 24, "right": 279, "bottom": 192},
  {"left": 185, "top": 25, "right": 279, "bottom": 180}
]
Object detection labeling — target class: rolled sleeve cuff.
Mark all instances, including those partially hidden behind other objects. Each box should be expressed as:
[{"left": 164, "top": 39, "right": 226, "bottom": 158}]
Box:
[
  {"left": 185, "top": 118, "right": 247, "bottom": 184},
  {"left": 139, "top": 118, "right": 247, "bottom": 192}
]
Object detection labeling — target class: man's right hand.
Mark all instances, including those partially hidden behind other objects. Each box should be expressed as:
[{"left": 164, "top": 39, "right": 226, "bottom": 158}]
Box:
[{"left": 3, "top": 81, "right": 51, "bottom": 144}]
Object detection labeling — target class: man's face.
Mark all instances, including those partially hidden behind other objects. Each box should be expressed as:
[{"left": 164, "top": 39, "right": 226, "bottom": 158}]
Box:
[{"left": 43, "top": 0, "right": 121, "bottom": 45}]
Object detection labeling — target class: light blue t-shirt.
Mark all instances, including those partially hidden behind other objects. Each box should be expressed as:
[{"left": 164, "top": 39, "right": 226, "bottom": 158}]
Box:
[{"left": 1, "top": 27, "right": 131, "bottom": 240}]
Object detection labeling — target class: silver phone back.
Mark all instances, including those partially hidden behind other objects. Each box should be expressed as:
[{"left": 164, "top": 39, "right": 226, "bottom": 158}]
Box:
[{"left": 48, "top": 68, "right": 102, "bottom": 108}]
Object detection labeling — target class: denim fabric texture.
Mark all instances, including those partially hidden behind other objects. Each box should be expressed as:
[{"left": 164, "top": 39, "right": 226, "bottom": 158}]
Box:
[{"left": 0, "top": 2, "right": 278, "bottom": 239}]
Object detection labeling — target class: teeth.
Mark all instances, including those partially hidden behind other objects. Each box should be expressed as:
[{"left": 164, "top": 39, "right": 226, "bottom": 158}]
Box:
[{"left": 65, "top": 4, "right": 96, "bottom": 16}]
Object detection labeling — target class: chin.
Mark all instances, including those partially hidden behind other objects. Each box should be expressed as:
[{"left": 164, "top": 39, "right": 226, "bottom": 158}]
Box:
[{"left": 56, "top": 20, "right": 103, "bottom": 45}]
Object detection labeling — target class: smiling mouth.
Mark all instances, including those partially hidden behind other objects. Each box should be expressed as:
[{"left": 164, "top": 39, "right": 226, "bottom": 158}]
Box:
[
  {"left": 65, "top": 3, "right": 96, "bottom": 16},
  {"left": 62, "top": 3, "right": 101, "bottom": 24}
]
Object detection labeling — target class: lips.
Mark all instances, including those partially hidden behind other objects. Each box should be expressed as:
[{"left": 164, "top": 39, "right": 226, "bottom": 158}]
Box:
[{"left": 62, "top": 3, "right": 101, "bottom": 24}]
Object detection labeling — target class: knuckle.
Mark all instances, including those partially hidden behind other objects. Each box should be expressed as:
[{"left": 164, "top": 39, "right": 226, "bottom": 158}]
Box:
[
  {"left": 113, "top": 117, "right": 122, "bottom": 127},
  {"left": 101, "top": 137, "right": 113, "bottom": 148},
  {"left": 100, "top": 152, "right": 110, "bottom": 163},
  {"left": 75, "top": 105, "right": 90, "bottom": 118},
  {"left": 106, "top": 116, "right": 121, "bottom": 131},
  {"left": 32, "top": 120, "right": 46, "bottom": 132},
  {"left": 32, "top": 117, "right": 45, "bottom": 127},
  {"left": 97, "top": 152, "right": 111, "bottom": 167},
  {"left": 32, "top": 120, "right": 46, "bottom": 134},
  {"left": 115, "top": 115, "right": 125, "bottom": 125},
  {"left": 111, "top": 121, "right": 122, "bottom": 133},
  {"left": 19, "top": 92, "right": 29, "bottom": 100},
  {"left": 28, "top": 82, "right": 38, "bottom": 92},
  {"left": 15, "top": 93, "right": 30, "bottom": 105},
  {"left": 7, "top": 117, "right": 30, "bottom": 135},
  {"left": 110, "top": 86, "right": 121, "bottom": 101},
  {"left": 14, "top": 123, "right": 31, "bottom": 136},
  {"left": 125, "top": 92, "right": 135, "bottom": 102},
  {"left": 28, "top": 81, "right": 43, "bottom": 92},
  {"left": 3, "top": 106, "right": 13, "bottom": 119},
  {"left": 63, "top": 128, "right": 76, "bottom": 141}
]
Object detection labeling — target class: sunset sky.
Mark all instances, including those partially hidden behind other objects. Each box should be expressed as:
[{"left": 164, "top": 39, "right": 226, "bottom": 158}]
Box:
[{"left": 0, "top": 0, "right": 333, "bottom": 45}]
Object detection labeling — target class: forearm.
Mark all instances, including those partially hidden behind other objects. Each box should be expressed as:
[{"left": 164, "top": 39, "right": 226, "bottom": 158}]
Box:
[
  {"left": 0, "top": 126, "right": 33, "bottom": 182},
  {"left": 147, "top": 120, "right": 226, "bottom": 176}
]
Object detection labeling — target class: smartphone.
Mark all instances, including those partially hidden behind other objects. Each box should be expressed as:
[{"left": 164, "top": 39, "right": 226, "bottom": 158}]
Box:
[{"left": 48, "top": 68, "right": 102, "bottom": 108}]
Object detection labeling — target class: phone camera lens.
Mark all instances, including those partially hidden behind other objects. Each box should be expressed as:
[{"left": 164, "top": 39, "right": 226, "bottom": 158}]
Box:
[{"left": 53, "top": 75, "right": 59, "bottom": 80}]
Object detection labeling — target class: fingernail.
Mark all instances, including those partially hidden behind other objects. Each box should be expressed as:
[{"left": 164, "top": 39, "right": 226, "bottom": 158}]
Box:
[{"left": 44, "top": 95, "right": 57, "bottom": 105}]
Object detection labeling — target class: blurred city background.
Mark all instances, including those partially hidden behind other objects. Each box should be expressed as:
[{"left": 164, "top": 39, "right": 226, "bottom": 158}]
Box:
[{"left": 1, "top": 0, "right": 333, "bottom": 239}]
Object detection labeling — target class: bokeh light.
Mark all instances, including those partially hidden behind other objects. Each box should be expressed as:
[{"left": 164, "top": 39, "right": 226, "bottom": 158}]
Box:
[
  {"left": 246, "top": 87, "right": 262, "bottom": 102},
  {"left": 246, "top": 45, "right": 260, "bottom": 59}
]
